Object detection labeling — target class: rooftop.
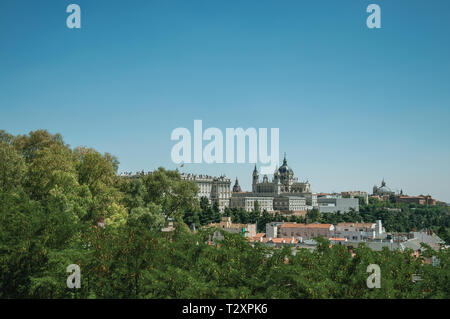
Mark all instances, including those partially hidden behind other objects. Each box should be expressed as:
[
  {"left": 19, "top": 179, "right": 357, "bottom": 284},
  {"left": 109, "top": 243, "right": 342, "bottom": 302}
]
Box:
[
  {"left": 337, "top": 222, "right": 375, "bottom": 228},
  {"left": 329, "top": 237, "right": 348, "bottom": 241},
  {"left": 281, "top": 223, "right": 333, "bottom": 229}
]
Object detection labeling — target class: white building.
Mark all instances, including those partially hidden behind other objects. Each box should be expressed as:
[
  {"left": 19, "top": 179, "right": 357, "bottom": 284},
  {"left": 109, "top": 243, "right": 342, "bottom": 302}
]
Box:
[
  {"left": 230, "top": 192, "right": 274, "bottom": 212},
  {"left": 334, "top": 220, "right": 384, "bottom": 241},
  {"left": 317, "top": 196, "right": 359, "bottom": 213},
  {"left": 273, "top": 195, "right": 307, "bottom": 211},
  {"left": 181, "top": 173, "right": 231, "bottom": 211}
]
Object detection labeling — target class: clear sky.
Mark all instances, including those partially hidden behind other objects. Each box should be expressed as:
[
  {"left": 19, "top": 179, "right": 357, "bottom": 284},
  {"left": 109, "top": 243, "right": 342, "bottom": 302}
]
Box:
[{"left": 1, "top": 0, "right": 449, "bottom": 202}]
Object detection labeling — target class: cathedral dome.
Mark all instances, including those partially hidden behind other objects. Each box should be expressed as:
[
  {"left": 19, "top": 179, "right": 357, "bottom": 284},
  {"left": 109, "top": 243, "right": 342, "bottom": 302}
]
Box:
[
  {"left": 278, "top": 165, "right": 293, "bottom": 174},
  {"left": 278, "top": 155, "right": 293, "bottom": 175},
  {"left": 374, "top": 179, "right": 394, "bottom": 195},
  {"left": 378, "top": 186, "right": 392, "bottom": 194},
  {"left": 232, "top": 178, "right": 242, "bottom": 193}
]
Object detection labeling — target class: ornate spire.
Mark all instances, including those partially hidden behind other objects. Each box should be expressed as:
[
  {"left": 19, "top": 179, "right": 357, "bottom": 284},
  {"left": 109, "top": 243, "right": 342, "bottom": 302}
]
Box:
[
  {"left": 233, "top": 177, "right": 242, "bottom": 193},
  {"left": 253, "top": 164, "right": 258, "bottom": 176}
]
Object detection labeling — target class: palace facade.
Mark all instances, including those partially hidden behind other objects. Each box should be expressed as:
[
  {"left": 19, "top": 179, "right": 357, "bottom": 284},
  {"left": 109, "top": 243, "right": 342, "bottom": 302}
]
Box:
[{"left": 180, "top": 173, "right": 231, "bottom": 211}]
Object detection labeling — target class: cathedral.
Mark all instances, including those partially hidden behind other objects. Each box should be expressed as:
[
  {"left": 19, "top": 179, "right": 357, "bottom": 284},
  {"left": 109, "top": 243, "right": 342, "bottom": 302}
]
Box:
[
  {"left": 252, "top": 155, "right": 312, "bottom": 196},
  {"left": 182, "top": 155, "right": 318, "bottom": 213},
  {"left": 230, "top": 155, "right": 318, "bottom": 212},
  {"left": 372, "top": 179, "right": 396, "bottom": 197}
]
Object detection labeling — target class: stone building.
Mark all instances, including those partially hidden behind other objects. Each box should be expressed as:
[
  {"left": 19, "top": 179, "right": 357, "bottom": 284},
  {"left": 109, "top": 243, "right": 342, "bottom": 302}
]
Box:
[
  {"left": 396, "top": 195, "right": 436, "bottom": 206},
  {"left": 181, "top": 173, "right": 231, "bottom": 211},
  {"left": 182, "top": 155, "right": 319, "bottom": 214},
  {"left": 372, "top": 179, "right": 396, "bottom": 197},
  {"left": 273, "top": 195, "right": 307, "bottom": 211},
  {"left": 335, "top": 221, "right": 384, "bottom": 241},
  {"left": 230, "top": 192, "right": 274, "bottom": 212},
  {"left": 230, "top": 155, "right": 318, "bottom": 213},
  {"left": 252, "top": 155, "right": 317, "bottom": 207}
]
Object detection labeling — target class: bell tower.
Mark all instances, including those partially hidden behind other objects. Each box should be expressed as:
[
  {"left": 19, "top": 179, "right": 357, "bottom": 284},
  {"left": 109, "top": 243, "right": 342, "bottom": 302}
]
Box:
[{"left": 252, "top": 165, "right": 259, "bottom": 193}]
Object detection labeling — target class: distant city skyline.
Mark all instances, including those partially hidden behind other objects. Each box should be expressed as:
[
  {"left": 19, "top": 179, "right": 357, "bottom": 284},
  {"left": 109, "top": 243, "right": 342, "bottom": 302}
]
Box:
[
  {"left": 124, "top": 155, "right": 442, "bottom": 203},
  {"left": 1, "top": 0, "right": 449, "bottom": 202}
]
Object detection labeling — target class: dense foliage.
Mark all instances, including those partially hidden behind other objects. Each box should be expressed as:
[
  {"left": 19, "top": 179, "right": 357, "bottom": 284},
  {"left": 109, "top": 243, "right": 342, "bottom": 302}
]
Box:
[{"left": 1, "top": 130, "right": 449, "bottom": 298}]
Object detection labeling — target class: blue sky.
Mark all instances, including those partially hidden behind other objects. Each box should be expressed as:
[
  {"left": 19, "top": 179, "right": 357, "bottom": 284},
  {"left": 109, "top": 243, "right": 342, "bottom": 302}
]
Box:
[{"left": 1, "top": 0, "right": 449, "bottom": 202}]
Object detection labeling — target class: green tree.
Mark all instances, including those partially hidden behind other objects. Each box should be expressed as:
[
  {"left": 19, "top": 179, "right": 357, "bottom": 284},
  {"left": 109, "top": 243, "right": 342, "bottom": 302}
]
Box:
[
  {"left": 306, "top": 208, "right": 321, "bottom": 223},
  {"left": 0, "top": 141, "right": 26, "bottom": 193}
]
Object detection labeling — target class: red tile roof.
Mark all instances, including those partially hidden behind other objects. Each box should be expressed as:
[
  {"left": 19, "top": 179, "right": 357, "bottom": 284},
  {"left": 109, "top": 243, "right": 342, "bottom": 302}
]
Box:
[
  {"left": 281, "top": 223, "right": 332, "bottom": 229},
  {"left": 269, "top": 237, "right": 298, "bottom": 244}
]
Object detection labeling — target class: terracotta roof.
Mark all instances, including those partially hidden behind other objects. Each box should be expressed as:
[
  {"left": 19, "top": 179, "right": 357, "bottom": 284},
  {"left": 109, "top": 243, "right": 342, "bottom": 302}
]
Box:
[
  {"left": 279, "top": 210, "right": 307, "bottom": 216},
  {"left": 329, "top": 237, "right": 347, "bottom": 241},
  {"left": 269, "top": 237, "right": 298, "bottom": 244},
  {"left": 398, "top": 195, "right": 430, "bottom": 199},
  {"left": 281, "top": 223, "right": 332, "bottom": 229}
]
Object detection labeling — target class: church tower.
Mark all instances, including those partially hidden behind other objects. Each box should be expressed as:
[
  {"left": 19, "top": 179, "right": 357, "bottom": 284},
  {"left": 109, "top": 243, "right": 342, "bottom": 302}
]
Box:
[{"left": 252, "top": 165, "right": 259, "bottom": 193}]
